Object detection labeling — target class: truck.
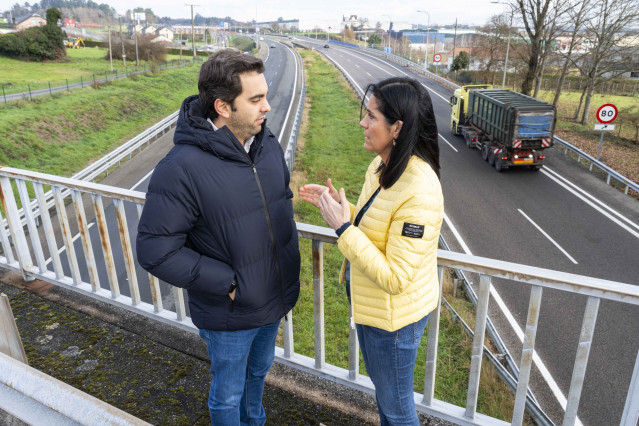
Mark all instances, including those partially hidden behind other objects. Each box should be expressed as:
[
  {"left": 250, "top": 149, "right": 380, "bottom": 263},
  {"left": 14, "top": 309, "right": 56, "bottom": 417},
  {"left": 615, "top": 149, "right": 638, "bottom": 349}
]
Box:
[{"left": 449, "top": 85, "right": 556, "bottom": 172}]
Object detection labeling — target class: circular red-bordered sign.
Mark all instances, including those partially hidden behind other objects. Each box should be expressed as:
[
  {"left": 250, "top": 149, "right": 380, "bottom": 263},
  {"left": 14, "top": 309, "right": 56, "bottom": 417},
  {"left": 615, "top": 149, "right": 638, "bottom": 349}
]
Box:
[
  {"left": 433, "top": 53, "right": 442, "bottom": 62},
  {"left": 596, "top": 104, "right": 618, "bottom": 124}
]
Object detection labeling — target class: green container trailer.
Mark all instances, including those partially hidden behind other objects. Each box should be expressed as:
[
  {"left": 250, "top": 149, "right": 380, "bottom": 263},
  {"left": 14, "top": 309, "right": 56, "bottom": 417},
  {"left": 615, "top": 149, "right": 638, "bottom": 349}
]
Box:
[{"left": 450, "top": 86, "right": 557, "bottom": 172}]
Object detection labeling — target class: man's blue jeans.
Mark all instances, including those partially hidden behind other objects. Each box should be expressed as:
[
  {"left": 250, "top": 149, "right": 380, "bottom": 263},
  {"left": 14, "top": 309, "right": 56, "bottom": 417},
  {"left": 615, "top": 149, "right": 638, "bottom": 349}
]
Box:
[
  {"left": 356, "top": 314, "right": 430, "bottom": 426},
  {"left": 199, "top": 319, "right": 280, "bottom": 426}
]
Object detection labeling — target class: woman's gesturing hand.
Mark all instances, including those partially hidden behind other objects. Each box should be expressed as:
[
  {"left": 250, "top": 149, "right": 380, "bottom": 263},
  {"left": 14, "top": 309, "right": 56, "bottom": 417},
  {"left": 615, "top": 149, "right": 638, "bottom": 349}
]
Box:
[
  {"left": 299, "top": 178, "right": 339, "bottom": 208},
  {"left": 319, "top": 187, "right": 350, "bottom": 231}
]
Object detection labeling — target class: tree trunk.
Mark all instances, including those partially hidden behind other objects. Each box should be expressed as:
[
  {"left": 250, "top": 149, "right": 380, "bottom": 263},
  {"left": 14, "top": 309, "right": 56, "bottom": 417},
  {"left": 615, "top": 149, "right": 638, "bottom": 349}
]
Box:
[
  {"left": 574, "top": 88, "right": 587, "bottom": 121},
  {"left": 580, "top": 81, "right": 596, "bottom": 125},
  {"left": 534, "top": 58, "right": 547, "bottom": 98},
  {"left": 521, "top": 37, "right": 541, "bottom": 95}
]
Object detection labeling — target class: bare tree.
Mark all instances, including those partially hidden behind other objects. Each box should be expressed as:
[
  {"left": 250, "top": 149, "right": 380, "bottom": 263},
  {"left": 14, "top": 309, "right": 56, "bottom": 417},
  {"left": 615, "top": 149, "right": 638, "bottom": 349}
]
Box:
[
  {"left": 573, "top": 0, "right": 639, "bottom": 124},
  {"left": 552, "top": 0, "right": 593, "bottom": 106},
  {"left": 474, "top": 14, "right": 511, "bottom": 84},
  {"left": 514, "top": 0, "right": 555, "bottom": 95}
]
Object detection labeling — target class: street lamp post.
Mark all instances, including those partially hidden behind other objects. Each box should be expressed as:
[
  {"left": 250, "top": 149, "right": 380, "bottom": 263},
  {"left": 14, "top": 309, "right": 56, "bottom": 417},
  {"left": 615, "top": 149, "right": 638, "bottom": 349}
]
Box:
[
  {"left": 416, "top": 10, "right": 430, "bottom": 70},
  {"left": 382, "top": 14, "right": 392, "bottom": 53},
  {"left": 491, "top": 1, "right": 514, "bottom": 88}
]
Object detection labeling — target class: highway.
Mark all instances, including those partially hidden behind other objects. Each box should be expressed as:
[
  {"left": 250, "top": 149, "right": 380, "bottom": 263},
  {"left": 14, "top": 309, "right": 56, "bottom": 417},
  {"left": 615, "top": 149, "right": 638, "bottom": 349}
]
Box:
[
  {"left": 295, "top": 38, "right": 639, "bottom": 426},
  {"left": 33, "top": 38, "right": 638, "bottom": 425}
]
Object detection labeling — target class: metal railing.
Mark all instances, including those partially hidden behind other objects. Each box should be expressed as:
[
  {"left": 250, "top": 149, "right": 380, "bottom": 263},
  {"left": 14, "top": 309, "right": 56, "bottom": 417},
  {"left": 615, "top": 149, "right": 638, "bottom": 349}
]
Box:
[
  {"left": 283, "top": 48, "right": 306, "bottom": 171},
  {"left": 346, "top": 46, "right": 638, "bottom": 197},
  {"left": 0, "top": 166, "right": 637, "bottom": 426}
]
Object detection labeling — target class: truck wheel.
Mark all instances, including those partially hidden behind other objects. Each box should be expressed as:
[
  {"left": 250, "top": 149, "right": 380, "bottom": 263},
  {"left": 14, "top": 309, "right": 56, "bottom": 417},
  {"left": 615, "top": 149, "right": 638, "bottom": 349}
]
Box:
[
  {"left": 481, "top": 144, "right": 489, "bottom": 161},
  {"left": 465, "top": 134, "right": 472, "bottom": 148},
  {"left": 495, "top": 158, "right": 508, "bottom": 173},
  {"left": 452, "top": 122, "right": 458, "bottom": 136},
  {"left": 488, "top": 150, "right": 496, "bottom": 166},
  {"left": 530, "top": 165, "right": 542, "bottom": 171}
]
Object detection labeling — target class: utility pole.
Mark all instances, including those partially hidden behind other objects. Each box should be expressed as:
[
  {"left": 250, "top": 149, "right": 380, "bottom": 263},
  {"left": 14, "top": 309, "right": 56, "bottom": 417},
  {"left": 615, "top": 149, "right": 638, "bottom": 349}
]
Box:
[
  {"left": 452, "top": 18, "right": 458, "bottom": 66},
  {"left": 134, "top": 16, "right": 139, "bottom": 66},
  {"left": 417, "top": 10, "right": 430, "bottom": 70},
  {"left": 118, "top": 16, "right": 126, "bottom": 66},
  {"left": 185, "top": 4, "right": 199, "bottom": 58},
  {"left": 108, "top": 23, "right": 113, "bottom": 71}
]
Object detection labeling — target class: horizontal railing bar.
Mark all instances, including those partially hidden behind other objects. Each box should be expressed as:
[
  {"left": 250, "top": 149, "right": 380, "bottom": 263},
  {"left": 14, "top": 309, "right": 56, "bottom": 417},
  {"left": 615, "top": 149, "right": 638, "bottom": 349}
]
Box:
[
  {"left": 0, "top": 167, "right": 146, "bottom": 204},
  {"left": 437, "top": 249, "right": 639, "bottom": 304}
]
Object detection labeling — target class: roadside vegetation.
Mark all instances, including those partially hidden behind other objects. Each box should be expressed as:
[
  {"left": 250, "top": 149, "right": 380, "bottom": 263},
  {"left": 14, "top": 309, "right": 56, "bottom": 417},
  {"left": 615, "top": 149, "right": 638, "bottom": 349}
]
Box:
[
  {"left": 0, "top": 62, "right": 200, "bottom": 177},
  {"left": 288, "top": 49, "right": 531, "bottom": 423},
  {"left": 0, "top": 48, "right": 197, "bottom": 96}
]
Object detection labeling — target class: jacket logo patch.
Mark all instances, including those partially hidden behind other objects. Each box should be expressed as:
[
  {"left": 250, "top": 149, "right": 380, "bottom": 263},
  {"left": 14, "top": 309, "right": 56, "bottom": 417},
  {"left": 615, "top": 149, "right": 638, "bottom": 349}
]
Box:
[{"left": 402, "top": 223, "right": 424, "bottom": 238}]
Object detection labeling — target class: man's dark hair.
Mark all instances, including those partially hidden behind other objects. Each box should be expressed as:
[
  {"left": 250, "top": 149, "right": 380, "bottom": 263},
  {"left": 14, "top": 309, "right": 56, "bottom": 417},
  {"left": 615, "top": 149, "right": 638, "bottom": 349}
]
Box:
[
  {"left": 361, "top": 77, "right": 440, "bottom": 188},
  {"left": 198, "top": 49, "right": 265, "bottom": 120}
]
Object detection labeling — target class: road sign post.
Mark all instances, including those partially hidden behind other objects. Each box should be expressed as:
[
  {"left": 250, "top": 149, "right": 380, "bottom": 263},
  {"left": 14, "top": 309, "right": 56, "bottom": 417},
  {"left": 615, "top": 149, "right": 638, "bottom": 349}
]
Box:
[
  {"left": 433, "top": 54, "right": 441, "bottom": 76},
  {"left": 595, "top": 104, "right": 618, "bottom": 161}
]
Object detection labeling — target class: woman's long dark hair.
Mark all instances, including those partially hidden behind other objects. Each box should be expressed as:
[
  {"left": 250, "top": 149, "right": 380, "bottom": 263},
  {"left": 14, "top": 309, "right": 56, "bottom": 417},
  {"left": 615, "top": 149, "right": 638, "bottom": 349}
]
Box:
[{"left": 361, "top": 77, "right": 440, "bottom": 188}]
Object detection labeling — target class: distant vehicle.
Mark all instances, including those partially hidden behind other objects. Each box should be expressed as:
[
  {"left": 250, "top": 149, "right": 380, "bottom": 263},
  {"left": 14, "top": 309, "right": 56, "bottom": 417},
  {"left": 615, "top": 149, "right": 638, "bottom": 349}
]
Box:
[
  {"left": 324, "top": 43, "right": 329, "bottom": 48},
  {"left": 270, "top": 44, "right": 276, "bottom": 48},
  {"left": 450, "top": 85, "right": 556, "bottom": 172},
  {"left": 64, "top": 37, "right": 85, "bottom": 49},
  {"left": 260, "top": 37, "right": 264, "bottom": 40}
]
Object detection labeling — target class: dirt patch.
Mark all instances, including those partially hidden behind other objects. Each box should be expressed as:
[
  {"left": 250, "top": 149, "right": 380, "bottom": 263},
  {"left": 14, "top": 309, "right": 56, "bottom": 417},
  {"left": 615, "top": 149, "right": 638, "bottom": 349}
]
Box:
[
  {"left": 32, "top": 117, "right": 82, "bottom": 143},
  {"left": 556, "top": 129, "right": 639, "bottom": 193}
]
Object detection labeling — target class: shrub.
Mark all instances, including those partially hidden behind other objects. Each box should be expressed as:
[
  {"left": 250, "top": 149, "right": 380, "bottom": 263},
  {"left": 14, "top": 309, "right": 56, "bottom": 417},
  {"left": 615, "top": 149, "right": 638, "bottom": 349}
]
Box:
[
  {"left": 107, "top": 34, "right": 167, "bottom": 63},
  {"left": 0, "top": 7, "right": 65, "bottom": 61}
]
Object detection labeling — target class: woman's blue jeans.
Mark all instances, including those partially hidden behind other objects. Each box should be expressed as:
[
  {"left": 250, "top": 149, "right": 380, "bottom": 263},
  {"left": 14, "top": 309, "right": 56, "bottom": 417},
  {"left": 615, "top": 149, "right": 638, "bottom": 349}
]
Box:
[
  {"left": 198, "top": 319, "right": 280, "bottom": 426},
  {"left": 356, "top": 314, "right": 430, "bottom": 426}
]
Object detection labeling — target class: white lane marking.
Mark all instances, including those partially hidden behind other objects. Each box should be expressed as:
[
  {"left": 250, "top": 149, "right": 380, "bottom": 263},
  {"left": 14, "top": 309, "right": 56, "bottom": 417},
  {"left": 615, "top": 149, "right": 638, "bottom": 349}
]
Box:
[
  {"left": 269, "top": 81, "right": 273, "bottom": 87},
  {"left": 542, "top": 166, "right": 639, "bottom": 234},
  {"left": 443, "top": 212, "right": 583, "bottom": 426},
  {"left": 439, "top": 134, "right": 458, "bottom": 152},
  {"left": 342, "top": 48, "right": 454, "bottom": 104},
  {"left": 44, "top": 222, "right": 95, "bottom": 265},
  {"left": 366, "top": 72, "right": 372, "bottom": 77},
  {"left": 278, "top": 44, "right": 299, "bottom": 141},
  {"left": 518, "top": 209, "right": 578, "bottom": 264},
  {"left": 132, "top": 169, "right": 154, "bottom": 191}
]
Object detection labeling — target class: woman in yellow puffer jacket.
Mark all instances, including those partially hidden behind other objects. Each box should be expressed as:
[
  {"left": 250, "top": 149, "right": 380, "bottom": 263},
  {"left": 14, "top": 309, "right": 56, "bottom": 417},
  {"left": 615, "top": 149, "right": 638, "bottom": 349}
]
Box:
[{"left": 299, "top": 77, "right": 443, "bottom": 425}]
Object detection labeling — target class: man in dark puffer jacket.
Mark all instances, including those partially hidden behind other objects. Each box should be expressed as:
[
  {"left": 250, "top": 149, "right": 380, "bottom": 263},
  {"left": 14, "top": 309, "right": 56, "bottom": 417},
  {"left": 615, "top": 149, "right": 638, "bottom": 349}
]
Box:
[{"left": 136, "top": 49, "right": 300, "bottom": 425}]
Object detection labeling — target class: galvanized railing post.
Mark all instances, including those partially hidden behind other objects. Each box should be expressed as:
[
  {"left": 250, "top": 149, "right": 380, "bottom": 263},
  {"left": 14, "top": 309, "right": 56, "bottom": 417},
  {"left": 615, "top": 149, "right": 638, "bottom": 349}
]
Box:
[
  {"left": 465, "top": 273, "right": 491, "bottom": 419},
  {"left": 71, "top": 190, "right": 100, "bottom": 292},
  {"left": 423, "top": 265, "right": 445, "bottom": 405},
  {"left": 312, "top": 239, "right": 325, "bottom": 370},
  {"left": 135, "top": 204, "right": 161, "bottom": 312},
  {"left": 113, "top": 199, "right": 140, "bottom": 305},
  {"left": 52, "top": 186, "right": 82, "bottom": 285},
  {"left": 512, "top": 285, "right": 543, "bottom": 425},
  {"left": 563, "top": 296, "right": 600, "bottom": 425},
  {"left": 94, "top": 195, "right": 121, "bottom": 298},
  {"left": 33, "top": 183, "right": 63, "bottom": 279},
  {"left": 16, "top": 180, "right": 46, "bottom": 274},
  {"left": 0, "top": 177, "right": 34, "bottom": 280}
]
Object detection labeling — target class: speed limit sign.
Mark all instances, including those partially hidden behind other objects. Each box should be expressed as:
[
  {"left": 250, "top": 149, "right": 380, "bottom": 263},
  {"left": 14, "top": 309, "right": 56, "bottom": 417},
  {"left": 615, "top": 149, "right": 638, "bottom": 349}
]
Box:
[
  {"left": 596, "top": 104, "right": 618, "bottom": 124},
  {"left": 433, "top": 53, "right": 442, "bottom": 63}
]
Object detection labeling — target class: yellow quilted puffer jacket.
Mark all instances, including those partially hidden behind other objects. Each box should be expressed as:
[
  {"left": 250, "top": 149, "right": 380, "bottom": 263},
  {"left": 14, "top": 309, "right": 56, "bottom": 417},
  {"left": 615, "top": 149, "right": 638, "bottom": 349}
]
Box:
[{"left": 338, "top": 155, "right": 444, "bottom": 332}]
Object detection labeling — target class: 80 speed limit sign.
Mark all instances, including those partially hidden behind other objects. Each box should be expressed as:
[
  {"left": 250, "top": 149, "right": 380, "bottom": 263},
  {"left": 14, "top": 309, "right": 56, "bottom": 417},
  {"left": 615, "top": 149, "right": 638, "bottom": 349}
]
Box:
[{"left": 596, "top": 104, "right": 618, "bottom": 124}]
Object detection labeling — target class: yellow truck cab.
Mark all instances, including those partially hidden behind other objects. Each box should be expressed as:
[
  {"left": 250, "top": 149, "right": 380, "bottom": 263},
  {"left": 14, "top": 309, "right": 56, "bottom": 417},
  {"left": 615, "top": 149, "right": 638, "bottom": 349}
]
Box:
[{"left": 449, "top": 84, "right": 491, "bottom": 136}]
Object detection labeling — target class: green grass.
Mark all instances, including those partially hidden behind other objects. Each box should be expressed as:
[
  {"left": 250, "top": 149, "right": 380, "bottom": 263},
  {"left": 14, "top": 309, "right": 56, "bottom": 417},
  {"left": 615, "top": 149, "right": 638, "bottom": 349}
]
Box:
[
  {"left": 288, "top": 49, "right": 525, "bottom": 422},
  {"left": 0, "top": 48, "right": 199, "bottom": 95},
  {"left": 0, "top": 63, "right": 200, "bottom": 177}
]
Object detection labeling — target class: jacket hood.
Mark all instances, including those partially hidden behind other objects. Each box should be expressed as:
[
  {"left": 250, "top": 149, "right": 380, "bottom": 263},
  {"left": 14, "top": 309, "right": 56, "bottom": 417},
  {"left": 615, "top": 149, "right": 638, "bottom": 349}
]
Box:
[{"left": 174, "top": 95, "right": 268, "bottom": 161}]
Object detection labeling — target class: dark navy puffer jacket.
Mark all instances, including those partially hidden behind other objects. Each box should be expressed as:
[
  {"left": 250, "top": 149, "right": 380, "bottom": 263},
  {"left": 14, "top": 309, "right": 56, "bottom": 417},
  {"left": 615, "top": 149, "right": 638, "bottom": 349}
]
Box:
[{"left": 136, "top": 95, "right": 300, "bottom": 331}]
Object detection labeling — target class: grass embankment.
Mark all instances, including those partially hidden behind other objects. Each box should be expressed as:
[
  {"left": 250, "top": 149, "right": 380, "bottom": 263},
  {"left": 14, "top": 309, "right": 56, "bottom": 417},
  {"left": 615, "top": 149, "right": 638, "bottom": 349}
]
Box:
[
  {"left": 0, "top": 48, "right": 199, "bottom": 95},
  {"left": 537, "top": 90, "right": 639, "bottom": 192},
  {"left": 289, "top": 49, "right": 528, "bottom": 423},
  {"left": 0, "top": 61, "right": 200, "bottom": 177}
]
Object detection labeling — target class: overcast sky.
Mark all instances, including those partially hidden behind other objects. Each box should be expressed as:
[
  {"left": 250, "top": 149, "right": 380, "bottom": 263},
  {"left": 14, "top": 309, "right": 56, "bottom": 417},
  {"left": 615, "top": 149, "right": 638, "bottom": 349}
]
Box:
[{"left": 106, "top": 0, "right": 509, "bottom": 27}]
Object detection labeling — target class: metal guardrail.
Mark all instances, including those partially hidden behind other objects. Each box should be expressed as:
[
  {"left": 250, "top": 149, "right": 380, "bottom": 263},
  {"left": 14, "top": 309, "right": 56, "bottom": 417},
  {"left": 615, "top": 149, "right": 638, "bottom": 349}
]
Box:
[
  {"left": 344, "top": 45, "right": 638, "bottom": 197},
  {"left": 0, "top": 167, "right": 637, "bottom": 425},
  {"left": 0, "top": 351, "right": 151, "bottom": 425},
  {"left": 283, "top": 49, "right": 306, "bottom": 171}
]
